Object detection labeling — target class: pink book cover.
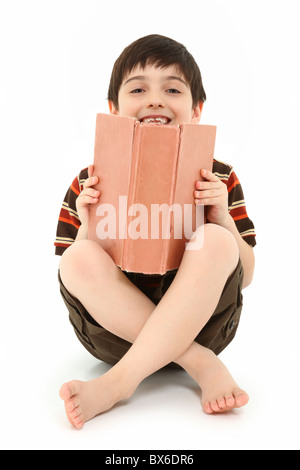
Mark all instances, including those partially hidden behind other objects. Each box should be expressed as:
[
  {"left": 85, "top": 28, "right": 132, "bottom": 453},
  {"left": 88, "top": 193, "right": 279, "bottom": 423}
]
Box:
[{"left": 88, "top": 113, "right": 216, "bottom": 274}]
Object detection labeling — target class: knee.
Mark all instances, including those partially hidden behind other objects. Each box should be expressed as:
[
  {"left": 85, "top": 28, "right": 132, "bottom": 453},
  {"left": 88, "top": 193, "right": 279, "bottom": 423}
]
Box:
[
  {"left": 59, "top": 240, "right": 114, "bottom": 290},
  {"left": 205, "top": 223, "right": 238, "bottom": 254},
  {"left": 205, "top": 223, "right": 239, "bottom": 268},
  {"left": 187, "top": 223, "right": 239, "bottom": 271}
]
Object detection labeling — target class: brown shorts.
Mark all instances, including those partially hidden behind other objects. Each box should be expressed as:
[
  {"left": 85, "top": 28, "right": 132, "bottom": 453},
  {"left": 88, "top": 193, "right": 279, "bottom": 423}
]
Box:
[{"left": 58, "top": 259, "right": 244, "bottom": 368}]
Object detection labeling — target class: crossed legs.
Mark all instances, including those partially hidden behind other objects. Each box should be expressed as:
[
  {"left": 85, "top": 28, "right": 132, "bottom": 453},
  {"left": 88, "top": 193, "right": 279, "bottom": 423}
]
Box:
[{"left": 59, "top": 224, "right": 249, "bottom": 428}]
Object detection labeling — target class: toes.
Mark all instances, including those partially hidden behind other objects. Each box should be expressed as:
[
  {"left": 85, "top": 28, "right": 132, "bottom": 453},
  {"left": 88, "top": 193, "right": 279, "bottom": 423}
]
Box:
[
  {"left": 203, "top": 401, "right": 214, "bottom": 414},
  {"left": 234, "top": 390, "right": 249, "bottom": 407},
  {"left": 212, "top": 394, "right": 235, "bottom": 411},
  {"left": 203, "top": 390, "right": 249, "bottom": 415},
  {"left": 225, "top": 394, "right": 235, "bottom": 408},
  {"left": 66, "top": 397, "right": 80, "bottom": 412},
  {"left": 217, "top": 396, "right": 226, "bottom": 409},
  {"left": 73, "top": 413, "right": 84, "bottom": 429},
  {"left": 59, "top": 383, "right": 72, "bottom": 401},
  {"left": 59, "top": 380, "right": 85, "bottom": 429},
  {"left": 67, "top": 405, "right": 84, "bottom": 429},
  {"left": 70, "top": 406, "right": 81, "bottom": 420},
  {"left": 211, "top": 399, "right": 221, "bottom": 412},
  {"left": 59, "top": 380, "right": 81, "bottom": 401}
]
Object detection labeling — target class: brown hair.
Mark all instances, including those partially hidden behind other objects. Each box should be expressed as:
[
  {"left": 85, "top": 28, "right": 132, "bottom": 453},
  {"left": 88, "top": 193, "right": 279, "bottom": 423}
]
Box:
[{"left": 107, "top": 34, "right": 206, "bottom": 110}]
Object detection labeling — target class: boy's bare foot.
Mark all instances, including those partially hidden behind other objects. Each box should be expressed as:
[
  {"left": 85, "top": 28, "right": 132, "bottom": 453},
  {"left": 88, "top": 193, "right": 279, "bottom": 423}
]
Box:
[
  {"left": 59, "top": 371, "right": 134, "bottom": 429},
  {"left": 196, "top": 349, "right": 249, "bottom": 414},
  {"left": 59, "top": 348, "right": 248, "bottom": 428}
]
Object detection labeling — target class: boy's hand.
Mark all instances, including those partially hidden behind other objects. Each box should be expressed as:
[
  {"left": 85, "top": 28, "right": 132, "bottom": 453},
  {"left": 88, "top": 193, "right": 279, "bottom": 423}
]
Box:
[
  {"left": 194, "top": 169, "right": 229, "bottom": 227},
  {"left": 76, "top": 165, "right": 100, "bottom": 227}
]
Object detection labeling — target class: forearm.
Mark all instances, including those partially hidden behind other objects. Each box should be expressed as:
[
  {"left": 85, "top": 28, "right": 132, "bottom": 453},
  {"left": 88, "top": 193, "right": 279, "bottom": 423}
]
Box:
[
  {"left": 221, "top": 215, "right": 255, "bottom": 289},
  {"left": 75, "top": 224, "right": 88, "bottom": 242}
]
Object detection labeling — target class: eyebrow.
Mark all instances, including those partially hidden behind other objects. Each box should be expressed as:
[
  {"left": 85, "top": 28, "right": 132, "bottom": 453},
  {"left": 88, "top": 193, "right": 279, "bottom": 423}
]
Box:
[{"left": 123, "top": 75, "right": 188, "bottom": 87}]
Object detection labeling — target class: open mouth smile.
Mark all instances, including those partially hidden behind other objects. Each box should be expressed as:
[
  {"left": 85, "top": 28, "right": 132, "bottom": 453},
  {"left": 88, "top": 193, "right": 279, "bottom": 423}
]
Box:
[{"left": 139, "top": 115, "right": 171, "bottom": 125}]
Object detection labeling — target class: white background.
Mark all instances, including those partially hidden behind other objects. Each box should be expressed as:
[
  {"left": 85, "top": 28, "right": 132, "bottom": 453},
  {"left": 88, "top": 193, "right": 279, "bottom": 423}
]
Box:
[{"left": 1, "top": 0, "right": 299, "bottom": 450}]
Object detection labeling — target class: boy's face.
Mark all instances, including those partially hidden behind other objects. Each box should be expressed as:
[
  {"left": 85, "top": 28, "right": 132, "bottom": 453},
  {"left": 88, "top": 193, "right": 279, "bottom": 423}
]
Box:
[{"left": 109, "top": 64, "right": 203, "bottom": 126}]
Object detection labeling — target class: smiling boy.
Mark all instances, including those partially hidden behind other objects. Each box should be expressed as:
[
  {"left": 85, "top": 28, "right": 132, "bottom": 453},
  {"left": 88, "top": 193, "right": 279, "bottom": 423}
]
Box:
[{"left": 55, "top": 35, "right": 256, "bottom": 429}]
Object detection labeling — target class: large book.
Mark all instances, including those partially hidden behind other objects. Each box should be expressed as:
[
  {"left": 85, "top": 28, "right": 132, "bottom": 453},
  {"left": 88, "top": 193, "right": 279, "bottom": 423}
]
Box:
[{"left": 88, "top": 113, "right": 216, "bottom": 274}]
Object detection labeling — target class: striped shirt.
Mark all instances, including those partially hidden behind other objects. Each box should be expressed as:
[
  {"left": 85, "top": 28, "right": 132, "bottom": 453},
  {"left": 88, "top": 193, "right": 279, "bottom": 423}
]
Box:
[{"left": 54, "top": 159, "right": 256, "bottom": 256}]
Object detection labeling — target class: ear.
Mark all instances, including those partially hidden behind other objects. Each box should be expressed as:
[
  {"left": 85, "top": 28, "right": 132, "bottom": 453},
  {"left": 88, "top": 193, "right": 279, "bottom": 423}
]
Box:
[
  {"left": 108, "top": 100, "right": 119, "bottom": 115},
  {"left": 191, "top": 101, "right": 203, "bottom": 123}
]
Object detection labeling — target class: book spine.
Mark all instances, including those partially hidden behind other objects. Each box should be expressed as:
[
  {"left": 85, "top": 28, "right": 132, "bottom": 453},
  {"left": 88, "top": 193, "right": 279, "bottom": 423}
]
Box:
[
  {"left": 160, "top": 126, "right": 181, "bottom": 273},
  {"left": 121, "top": 121, "right": 141, "bottom": 269}
]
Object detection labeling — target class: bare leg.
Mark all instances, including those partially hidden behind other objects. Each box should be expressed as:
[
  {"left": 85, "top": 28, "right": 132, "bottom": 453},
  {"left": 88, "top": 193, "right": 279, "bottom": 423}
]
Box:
[{"left": 59, "top": 224, "right": 249, "bottom": 428}]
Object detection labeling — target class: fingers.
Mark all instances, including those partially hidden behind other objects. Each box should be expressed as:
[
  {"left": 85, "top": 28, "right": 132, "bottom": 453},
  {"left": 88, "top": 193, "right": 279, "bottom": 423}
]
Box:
[
  {"left": 76, "top": 196, "right": 99, "bottom": 209},
  {"left": 194, "top": 169, "right": 226, "bottom": 205},
  {"left": 196, "top": 169, "right": 221, "bottom": 190},
  {"left": 77, "top": 195, "right": 99, "bottom": 207},
  {"left": 194, "top": 188, "right": 223, "bottom": 201},
  {"left": 195, "top": 177, "right": 223, "bottom": 200},
  {"left": 194, "top": 194, "right": 224, "bottom": 205},
  {"left": 195, "top": 181, "right": 220, "bottom": 190},
  {"left": 84, "top": 164, "right": 99, "bottom": 189},
  {"left": 200, "top": 168, "right": 219, "bottom": 182},
  {"left": 78, "top": 187, "right": 100, "bottom": 206},
  {"left": 77, "top": 169, "right": 100, "bottom": 208},
  {"left": 83, "top": 175, "right": 99, "bottom": 190}
]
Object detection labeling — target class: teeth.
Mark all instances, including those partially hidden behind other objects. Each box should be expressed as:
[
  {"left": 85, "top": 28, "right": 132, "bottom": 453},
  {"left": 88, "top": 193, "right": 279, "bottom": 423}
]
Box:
[{"left": 141, "top": 117, "right": 169, "bottom": 124}]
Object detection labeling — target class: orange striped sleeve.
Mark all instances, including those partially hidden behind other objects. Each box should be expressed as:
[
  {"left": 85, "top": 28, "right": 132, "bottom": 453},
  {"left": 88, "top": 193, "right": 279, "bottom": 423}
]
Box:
[
  {"left": 232, "top": 213, "right": 248, "bottom": 222},
  {"left": 226, "top": 171, "right": 240, "bottom": 194},
  {"left": 54, "top": 168, "right": 88, "bottom": 255},
  {"left": 227, "top": 178, "right": 240, "bottom": 193},
  {"left": 70, "top": 182, "right": 80, "bottom": 196},
  {"left": 213, "top": 160, "right": 256, "bottom": 247},
  {"left": 58, "top": 216, "right": 81, "bottom": 229}
]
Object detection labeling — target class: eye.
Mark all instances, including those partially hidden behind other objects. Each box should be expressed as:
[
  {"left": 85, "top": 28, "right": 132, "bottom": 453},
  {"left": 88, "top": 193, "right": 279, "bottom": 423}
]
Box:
[
  {"left": 130, "top": 88, "right": 145, "bottom": 94},
  {"left": 166, "top": 88, "right": 181, "bottom": 94}
]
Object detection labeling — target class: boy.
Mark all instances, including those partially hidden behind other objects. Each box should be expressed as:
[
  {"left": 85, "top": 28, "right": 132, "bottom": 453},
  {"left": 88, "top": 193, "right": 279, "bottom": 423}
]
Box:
[{"left": 55, "top": 34, "right": 256, "bottom": 429}]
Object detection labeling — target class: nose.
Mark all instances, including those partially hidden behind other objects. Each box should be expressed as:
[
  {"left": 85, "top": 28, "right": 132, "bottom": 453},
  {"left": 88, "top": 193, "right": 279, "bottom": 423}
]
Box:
[{"left": 146, "top": 91, "right": 165, "bottom": 109}]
